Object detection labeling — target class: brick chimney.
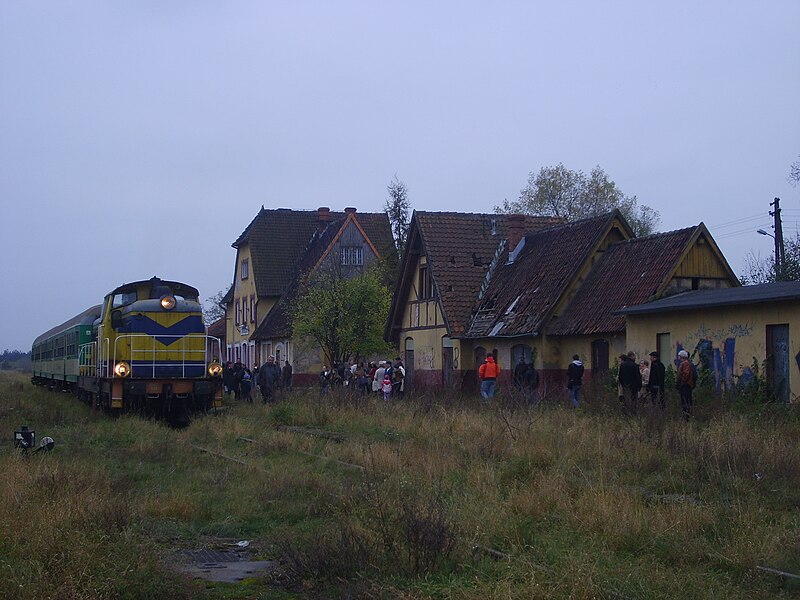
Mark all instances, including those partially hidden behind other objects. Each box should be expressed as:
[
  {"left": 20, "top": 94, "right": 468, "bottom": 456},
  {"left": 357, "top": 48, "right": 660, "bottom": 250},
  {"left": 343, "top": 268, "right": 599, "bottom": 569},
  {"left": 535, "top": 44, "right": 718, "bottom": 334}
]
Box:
[
  {"left": 344, "top": 206, "right": 357, "bottom": 214},
  {"left": 318, "top": 206, "right": 332, "bottom": 230},
  {"left": 507, "top": 214, "right": 526, "bottom": 256}
]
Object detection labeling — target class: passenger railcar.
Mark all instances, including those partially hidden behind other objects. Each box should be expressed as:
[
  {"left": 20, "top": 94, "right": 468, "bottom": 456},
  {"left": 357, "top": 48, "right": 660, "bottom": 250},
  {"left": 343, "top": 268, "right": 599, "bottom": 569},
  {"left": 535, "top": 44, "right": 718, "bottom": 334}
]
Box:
[{"left": 32, "top": 277, "right": 223, "bottom": 422}]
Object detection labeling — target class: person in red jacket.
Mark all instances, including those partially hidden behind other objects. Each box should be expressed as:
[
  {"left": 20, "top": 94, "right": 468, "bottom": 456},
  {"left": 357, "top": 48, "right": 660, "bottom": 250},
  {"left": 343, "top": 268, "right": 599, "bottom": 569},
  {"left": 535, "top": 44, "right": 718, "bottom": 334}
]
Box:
[{"left": 478, "top": 353, "right": 500, "bottom": 399}]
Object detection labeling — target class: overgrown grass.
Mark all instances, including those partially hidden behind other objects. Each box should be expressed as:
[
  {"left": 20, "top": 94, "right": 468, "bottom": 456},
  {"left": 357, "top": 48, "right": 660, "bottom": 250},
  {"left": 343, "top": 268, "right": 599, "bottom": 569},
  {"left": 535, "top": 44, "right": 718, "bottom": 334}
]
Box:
[{"left": 1, "top": 371, "right": 799, "bottom": 599}]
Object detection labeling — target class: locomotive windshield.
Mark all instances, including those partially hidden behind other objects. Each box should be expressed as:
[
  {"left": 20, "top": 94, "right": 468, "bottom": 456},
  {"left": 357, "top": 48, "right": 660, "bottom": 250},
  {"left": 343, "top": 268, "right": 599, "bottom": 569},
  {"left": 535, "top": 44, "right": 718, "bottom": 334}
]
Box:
[{"left": 112, "top": 291, "right": 138, "bottom": 308}]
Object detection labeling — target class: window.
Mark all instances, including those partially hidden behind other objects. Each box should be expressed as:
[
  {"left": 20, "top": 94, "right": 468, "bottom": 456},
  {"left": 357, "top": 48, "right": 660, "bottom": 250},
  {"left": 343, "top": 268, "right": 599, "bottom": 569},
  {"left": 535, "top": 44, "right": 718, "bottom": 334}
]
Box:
[
  {"left": 341, "top": 246, "right": 364, "bottom": 266},
  {"left": 250, "top": 295, "right": 255, "bottom": 323},
  {"left": 235, "top": 299, "right": 241, "bottom": 325},
  {"left": 241, "top": 258, "right": 249, "bottom": 279},
  {"left": 242, "top": 299, "right": 248, "bottom": 324},
  {"left": 419, "top": 266, "right": 434, "bottom": 299},
  {"left": 112, "top": 291, "right": 137, "bottom": 308}
]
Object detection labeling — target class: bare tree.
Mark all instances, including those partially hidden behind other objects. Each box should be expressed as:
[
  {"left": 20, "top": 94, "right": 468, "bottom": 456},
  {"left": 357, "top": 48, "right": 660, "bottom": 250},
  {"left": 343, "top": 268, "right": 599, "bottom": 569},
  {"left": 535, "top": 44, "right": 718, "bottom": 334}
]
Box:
[
  {"left": 201, "top": 289, "right": 227, "bottom": 324},
  {"left": 790, "top": 155, "right": 800, "bottom": 186},
  {"left": 497, "top": 163, "right": 660, "bottom": 237}
]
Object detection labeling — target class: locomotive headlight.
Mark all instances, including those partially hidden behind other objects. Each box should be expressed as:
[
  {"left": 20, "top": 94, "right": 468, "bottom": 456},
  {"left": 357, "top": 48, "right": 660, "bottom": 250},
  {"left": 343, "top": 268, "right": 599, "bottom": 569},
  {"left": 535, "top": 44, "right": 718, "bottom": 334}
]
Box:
[
  {"left": 114, "top": 362, "right": 131, "bottom": 378},
  {"left": 160, "top": 295, "right": 177, "bottom": 310},
  {"left": 208, "top": 361, "right": 223, "bottom": 377}
]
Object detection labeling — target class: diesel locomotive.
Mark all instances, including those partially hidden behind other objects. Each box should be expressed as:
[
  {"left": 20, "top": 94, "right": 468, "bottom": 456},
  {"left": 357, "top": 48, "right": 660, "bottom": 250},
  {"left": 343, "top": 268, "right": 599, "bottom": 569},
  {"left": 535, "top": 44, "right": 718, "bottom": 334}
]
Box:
[{"left": 31, "top": 277, "right": 223, "bottom": 422}]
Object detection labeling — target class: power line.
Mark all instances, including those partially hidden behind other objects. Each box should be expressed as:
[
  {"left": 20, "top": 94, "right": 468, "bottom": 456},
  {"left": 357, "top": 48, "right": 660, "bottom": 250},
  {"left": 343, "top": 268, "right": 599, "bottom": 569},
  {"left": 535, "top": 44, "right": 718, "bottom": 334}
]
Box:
[{"left": 707, "top": 213, "right": 769, "bottom": 230}]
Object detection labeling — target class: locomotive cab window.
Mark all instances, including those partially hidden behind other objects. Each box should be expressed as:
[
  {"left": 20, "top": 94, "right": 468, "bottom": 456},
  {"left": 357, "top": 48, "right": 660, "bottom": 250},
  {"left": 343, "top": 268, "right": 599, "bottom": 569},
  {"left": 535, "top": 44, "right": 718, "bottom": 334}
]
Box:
[{"left": 112, "top": 291, "right": 137, "bottom": 308}]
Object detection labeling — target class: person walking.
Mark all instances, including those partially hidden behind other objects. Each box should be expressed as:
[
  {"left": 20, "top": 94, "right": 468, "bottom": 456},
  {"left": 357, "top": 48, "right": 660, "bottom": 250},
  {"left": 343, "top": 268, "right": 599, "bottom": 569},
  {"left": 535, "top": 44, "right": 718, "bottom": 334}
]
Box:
[
  {"left": 478, "top": 353, "right": 500, "bottom": 399},
  {"left": 373, "top": 361, "right": 386, "bottom": 395},
  {"left": 240, "top": 368, "right": 253, "bottom": 403},
  {"left": 524, "top": 360, "right": 540, "bottom": 406},
  {"left": 567, "top": 355, "right": 584, "bottom": 408},
  {"left": 638, "top": 360, "right": 650, "bottom": 400},
  {"left": 257, "top": 355, "right": 281, "bottom": 403},
  {"left": 618, "top": 351, "right": 642, "bottom": 413},
  {"left": 392, "top": 357, "right": 406, "bottom": 399},
  {"left": 513, "top": 357, "right": 528, "bottom": 389},
  {"left": 281, "top": 360, "right": 293, "bottom": 391},
  {"left": 676, "top": 350, "right": 696, "bottom": 420},
  {"left": 647, "top": 351, "right": 666, "bottom": 408}
]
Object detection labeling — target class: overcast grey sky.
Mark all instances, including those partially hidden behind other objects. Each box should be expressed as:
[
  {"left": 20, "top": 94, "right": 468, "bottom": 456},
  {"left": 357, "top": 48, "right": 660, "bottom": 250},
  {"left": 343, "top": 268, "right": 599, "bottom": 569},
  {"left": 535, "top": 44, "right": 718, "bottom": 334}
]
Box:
[{"left": 2, "top": 1, "right": 798, "bottom": 351}]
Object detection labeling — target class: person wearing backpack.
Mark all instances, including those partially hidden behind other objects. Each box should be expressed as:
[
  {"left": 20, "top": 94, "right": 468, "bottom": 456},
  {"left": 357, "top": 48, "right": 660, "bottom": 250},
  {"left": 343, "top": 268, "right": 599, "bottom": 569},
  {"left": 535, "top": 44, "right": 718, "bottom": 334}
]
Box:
[{"left": 676, "top": 349, "right": 696, "bottom": 420}]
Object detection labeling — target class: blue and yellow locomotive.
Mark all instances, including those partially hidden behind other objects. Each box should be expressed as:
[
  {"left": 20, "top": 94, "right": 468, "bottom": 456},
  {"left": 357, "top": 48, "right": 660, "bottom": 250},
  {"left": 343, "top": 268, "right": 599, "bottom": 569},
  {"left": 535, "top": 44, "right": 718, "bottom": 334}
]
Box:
[{"left": 32, "top": 277, "right": 223, "bottom": 422}]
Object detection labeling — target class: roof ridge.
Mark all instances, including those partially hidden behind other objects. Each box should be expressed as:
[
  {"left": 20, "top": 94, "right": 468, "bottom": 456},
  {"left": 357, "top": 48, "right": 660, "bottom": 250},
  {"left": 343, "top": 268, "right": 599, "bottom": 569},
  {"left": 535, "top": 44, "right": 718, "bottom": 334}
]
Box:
[{"left": 615, "top": 224, "right": 698, "bottom": 244}]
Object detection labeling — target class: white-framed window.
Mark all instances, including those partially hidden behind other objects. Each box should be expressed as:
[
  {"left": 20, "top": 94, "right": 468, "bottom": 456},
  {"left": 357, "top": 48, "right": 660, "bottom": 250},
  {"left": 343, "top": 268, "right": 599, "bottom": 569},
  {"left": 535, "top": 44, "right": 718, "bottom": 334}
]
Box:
[
  {"left": 242, "top": 300, "right": 248, "bottom": 324},
  {"left": 341, "top": 246, "right": 364, "bottom": 266},
  {"left": 241, "top": 258, "right": 249, "bottom": 279},
  {"left": 250, "top": 295, "right": 255, "bottom": 323},
  {"left": 235, "top": 299, "right": 241, "bottom": 325}
]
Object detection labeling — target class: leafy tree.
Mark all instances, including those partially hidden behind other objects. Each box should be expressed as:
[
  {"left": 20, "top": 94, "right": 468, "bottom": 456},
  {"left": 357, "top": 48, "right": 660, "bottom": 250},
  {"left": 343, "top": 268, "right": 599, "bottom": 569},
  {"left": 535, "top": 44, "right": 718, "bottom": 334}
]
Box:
[
  {"left": 292, "top": 266, "right": 392, "bottom": 366},
  {"left": 385, "top": 175, "right": 411, "bottom": 257},
  {"left": 497, "top": 163, "right": 660, "bottom": 237},
  {"left": 202, "top": 289, "right": 228, "bottom": 324},
  {"left": 741, "top": 234, "right": 800, "bottom": 284}
]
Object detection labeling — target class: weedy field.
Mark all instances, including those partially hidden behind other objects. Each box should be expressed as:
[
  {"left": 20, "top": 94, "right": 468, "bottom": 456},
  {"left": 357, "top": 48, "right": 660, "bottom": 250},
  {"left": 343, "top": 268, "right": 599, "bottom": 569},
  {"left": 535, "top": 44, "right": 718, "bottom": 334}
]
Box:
[{"left": 1, "top": 370, "right": 799, "bottom": 599}]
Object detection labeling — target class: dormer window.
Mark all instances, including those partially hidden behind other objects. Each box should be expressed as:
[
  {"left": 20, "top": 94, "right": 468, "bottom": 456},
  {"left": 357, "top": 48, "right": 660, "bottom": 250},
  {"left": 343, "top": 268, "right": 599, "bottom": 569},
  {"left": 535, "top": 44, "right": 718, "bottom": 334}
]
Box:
[
  {"left": 241, "top": 259, "right": 249, "bottom": 280},
  {"left": 341, "top": 246, "right": 364, "bottom": 266}
]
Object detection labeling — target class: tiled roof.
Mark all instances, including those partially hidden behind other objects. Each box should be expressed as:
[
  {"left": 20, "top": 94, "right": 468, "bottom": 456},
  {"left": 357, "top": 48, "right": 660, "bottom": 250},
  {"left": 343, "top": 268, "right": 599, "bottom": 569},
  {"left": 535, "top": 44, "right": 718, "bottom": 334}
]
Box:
[
  {"left": 619, "top": 281, "right": 800, "bottom": 315},
  {"left": 415, "top": 212, "right": 562, "bottom": 337},
  {"left": 232, "top": 208, "right": 393, "bottom": 298},
  {"left": 463, "top": 213, "right": 617, "bottom": 338},
  {"left": 548, "top": 227, "right": 697, "bottom": 335},
  {"left": 207, "top": 317, "right": 226, "bottom": 338},
  {"left": 249, "top": 210, "right": 394, "bottom": 340}
]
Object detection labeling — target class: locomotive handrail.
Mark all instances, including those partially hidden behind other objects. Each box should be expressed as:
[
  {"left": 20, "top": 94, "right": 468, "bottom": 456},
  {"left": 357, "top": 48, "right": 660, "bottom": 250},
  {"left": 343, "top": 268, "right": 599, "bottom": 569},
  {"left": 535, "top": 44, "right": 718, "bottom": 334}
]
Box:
[
  {"left": 112, "top": 333, "right": 217, "bottom": 378},
  {"left": 78, "top": 342, "right": 97, "bottom": 376}
]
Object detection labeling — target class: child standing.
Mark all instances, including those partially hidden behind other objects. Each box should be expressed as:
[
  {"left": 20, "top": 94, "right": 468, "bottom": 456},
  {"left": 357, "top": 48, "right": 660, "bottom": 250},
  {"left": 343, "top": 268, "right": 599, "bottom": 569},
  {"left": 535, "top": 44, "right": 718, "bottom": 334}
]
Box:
[{"left": 382, "top": 374, "right": 393, "bottom": 401}]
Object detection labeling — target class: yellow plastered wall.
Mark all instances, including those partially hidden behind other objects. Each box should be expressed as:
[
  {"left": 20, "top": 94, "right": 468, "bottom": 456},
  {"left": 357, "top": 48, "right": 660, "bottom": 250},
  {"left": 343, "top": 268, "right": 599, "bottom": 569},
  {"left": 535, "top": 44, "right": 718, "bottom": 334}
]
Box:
[
  {"left": 544, "top": 334, "right": 627, "bottom": 372},
  {"left": 227, "top": 244, "right": 262, "bottom": 345},
  {"left": 626, "top": 301, "right": 800, "bottom": 400}
]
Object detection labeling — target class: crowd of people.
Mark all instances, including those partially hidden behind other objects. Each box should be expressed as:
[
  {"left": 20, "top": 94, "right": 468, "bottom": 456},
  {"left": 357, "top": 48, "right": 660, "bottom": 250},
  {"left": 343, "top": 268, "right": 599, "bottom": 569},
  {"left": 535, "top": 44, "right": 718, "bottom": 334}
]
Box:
[
  {"left": 221, "top": 356, "right": 293, "bottom": 404},
  {"left": 478, "top": 348, "right": 698, "bottom": 419},
  {"left": 225, "top": 349, "right": 698, "bottom": 418},
  {"left": 222, "top": 356, "right": 407, "bottom": 403},
  {"left": 318, "top": 357, "right": 406, "bottom": 399}
]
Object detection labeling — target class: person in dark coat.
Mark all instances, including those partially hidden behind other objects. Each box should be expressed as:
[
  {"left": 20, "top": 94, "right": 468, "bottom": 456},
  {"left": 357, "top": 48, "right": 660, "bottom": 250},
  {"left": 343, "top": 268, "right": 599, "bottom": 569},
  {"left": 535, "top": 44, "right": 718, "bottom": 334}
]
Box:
[
  {"left": 222, "top": 362, "right": 237, "bottom": 400},
  {"left": 647, "top": 351, "right": 666, "bottom": 408},
  {"left": 281, "top": 360, "right": 293, "bottom": 391},
  {"left": 257, "top": 355, "right": 281, "bottom": 403},
  {"left": 618, "top": 351, "right": 643, "bottom": 412},
  {"left": 567, "top": 355, "right": 584, "bottom": 408},
  {"left": 676, "top": 349, "right": 696, "bottom": 420},
  {"left": 524, "top": 361, "right": 540, "bottom": 406},
  {"left": 513, "top": 357, "right": 528, "bottom": 389}
]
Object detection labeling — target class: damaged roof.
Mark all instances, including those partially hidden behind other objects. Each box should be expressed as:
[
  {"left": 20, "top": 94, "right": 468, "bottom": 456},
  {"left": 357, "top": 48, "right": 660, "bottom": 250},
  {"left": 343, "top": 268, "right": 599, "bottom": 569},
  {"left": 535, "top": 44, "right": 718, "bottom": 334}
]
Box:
[
  {"left": 413, "top": 212, "right": 562, "bottom": 337},
  {"left": 463, "top": 212, "right": 622, "bottom": 338},
  {"left": 547, "top": 226, "right": 699, "bottom": 335}
]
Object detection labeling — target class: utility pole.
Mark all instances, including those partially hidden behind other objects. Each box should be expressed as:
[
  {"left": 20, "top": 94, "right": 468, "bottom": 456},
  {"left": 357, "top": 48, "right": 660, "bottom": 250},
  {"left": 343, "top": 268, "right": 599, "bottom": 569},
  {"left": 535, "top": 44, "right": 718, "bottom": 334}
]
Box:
[{"left": 770, "top": 197, "right": 786, "bottom": 280}]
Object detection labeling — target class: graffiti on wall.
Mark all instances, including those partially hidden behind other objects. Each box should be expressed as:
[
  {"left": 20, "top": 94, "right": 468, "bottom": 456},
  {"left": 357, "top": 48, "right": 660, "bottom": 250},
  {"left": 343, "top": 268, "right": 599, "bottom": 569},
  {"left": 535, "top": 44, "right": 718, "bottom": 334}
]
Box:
[{"left": 676, "top": 322, "right": 754, "bottom": 394}]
